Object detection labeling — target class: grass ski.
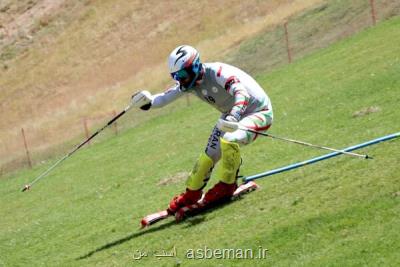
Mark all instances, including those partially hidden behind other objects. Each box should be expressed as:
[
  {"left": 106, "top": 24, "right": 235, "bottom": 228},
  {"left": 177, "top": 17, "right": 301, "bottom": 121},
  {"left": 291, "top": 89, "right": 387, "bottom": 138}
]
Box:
[
  {"left": 140, "top": 181, "right": 259, "bottom": 228},
  {"left": 175, "top": 181, "right": 259, "bottom": 221}
]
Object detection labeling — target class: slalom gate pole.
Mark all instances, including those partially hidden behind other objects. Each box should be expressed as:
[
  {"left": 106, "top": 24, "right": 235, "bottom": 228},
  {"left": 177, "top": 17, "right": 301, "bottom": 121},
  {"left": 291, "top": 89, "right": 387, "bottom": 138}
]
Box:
[{"left": 244, "top": 132, "right": 400, "bottom": 182}]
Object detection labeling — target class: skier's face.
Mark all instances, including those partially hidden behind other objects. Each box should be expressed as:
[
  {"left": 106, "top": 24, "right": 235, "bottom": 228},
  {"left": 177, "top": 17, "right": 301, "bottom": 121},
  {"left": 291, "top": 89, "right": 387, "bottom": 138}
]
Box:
[
  {"left": 179, "top": 76, "right": 192, "bottom": 88},
  {"left": 171, "top": 68, "right": 194, "bottom": 89}
]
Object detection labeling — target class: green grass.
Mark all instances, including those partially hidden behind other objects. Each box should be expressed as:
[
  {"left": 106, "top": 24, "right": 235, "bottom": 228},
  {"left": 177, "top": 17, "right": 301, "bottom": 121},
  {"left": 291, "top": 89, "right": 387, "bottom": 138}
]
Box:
[
  {"left": 1, "top": 16, "right": 400, "bottom": 267},
  {"left": 225, "top": 0, "right": 400, "bottom": 76}
]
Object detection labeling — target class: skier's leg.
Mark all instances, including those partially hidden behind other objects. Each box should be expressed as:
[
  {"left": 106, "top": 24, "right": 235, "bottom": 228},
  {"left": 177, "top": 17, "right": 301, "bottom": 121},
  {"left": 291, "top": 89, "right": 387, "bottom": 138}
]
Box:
[
  {"left": 168, "top": 126, "right": 221, "bottom": 213},
  {"left": 203, "top": 110, "right": 272, "bottom": 204},
  {"left": 224, "top": 109, "right": 273, "bottom": 145},
  {"left": 186, "top": 152, "right": 214, "bottom": 190},
  {"left": 203, "top": 138, "right": 241, "bottom": 204}
]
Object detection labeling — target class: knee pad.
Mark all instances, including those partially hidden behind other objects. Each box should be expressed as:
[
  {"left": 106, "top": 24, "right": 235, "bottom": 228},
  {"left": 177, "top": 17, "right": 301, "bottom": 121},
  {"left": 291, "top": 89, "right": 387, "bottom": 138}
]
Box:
[
  {"left": 216, "top": 138, "right": 241, "bottom": 184},
  {"left": 186, "top": 152, "right": 214, "bottom": 190}
]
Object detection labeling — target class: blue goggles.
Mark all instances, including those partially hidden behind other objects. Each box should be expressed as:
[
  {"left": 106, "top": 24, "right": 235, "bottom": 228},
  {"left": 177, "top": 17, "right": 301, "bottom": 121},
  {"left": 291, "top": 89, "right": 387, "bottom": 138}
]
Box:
[{"left": 171, "top": 68, "right": 190, "bottom": 81}]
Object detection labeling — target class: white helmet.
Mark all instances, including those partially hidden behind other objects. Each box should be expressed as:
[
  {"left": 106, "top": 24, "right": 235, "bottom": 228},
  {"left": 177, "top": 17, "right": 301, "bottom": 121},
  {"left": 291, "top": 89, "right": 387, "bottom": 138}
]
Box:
[{"left": 168, "top": 45, "right": 202, "bottom": 90}]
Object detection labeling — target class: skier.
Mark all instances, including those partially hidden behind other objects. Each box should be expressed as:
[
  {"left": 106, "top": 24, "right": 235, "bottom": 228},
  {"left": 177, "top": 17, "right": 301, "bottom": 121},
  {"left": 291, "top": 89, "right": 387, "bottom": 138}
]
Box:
[{"left": 131, "top": 45, "right": 273, "bottom": 214}]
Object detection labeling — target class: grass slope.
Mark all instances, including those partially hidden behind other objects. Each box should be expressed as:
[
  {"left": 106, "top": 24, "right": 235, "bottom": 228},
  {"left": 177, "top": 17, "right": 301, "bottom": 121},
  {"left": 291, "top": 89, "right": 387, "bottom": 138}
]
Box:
[
  {"left": 226, "top": 0, "right": 400, "bottom": 76},
  {"left": 1, "top": 16, "right": 400, "bottom": 266},
  {"left": 0, "top": 0, "right": 321, "bottom": 172}
]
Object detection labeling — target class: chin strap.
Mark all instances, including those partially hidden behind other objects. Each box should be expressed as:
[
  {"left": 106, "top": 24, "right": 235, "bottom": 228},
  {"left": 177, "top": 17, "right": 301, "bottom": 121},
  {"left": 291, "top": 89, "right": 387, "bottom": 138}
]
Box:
[{"left": 187, "top": 73, "right": 200, "bottom": 90}]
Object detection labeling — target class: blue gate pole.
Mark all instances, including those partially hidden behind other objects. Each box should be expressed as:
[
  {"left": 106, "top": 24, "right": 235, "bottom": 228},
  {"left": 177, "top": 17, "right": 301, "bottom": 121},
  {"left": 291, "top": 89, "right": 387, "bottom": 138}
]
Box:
[{"left": 244, "top": 132, "right": 400, "bottom": 182}]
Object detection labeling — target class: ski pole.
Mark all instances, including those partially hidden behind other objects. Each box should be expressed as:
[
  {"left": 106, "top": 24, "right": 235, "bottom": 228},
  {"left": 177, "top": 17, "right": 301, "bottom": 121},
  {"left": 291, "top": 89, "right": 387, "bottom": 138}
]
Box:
[
  {"left": 243, "top": 127, "right": 371, "bottom": 159},
  {"left": 21, "top": 104, "right": 133, "bottom": 192},
  {"left": 216, "top": 119, "right": 371, "bottom": 159}
]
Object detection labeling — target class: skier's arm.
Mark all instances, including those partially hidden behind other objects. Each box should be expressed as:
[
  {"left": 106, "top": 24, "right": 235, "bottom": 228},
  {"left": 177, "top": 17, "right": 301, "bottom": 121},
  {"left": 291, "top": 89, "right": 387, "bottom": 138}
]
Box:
[
  {"left": 214, "top": 65, "right": 250, "bottom": 121},
  {"left": 225, "top": 77, "right": 250, "bottom": 121},
  {"left": 151, "top": 84, "right": 184, "bottom": 108},
  {"left": 131, "top": 84, "right": 183, "bottom": 110}
]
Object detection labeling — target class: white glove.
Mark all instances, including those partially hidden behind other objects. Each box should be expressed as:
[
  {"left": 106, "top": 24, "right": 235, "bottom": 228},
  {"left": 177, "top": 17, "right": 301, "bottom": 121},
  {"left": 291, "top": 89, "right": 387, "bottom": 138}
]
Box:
[
  {"left": 225, "top": 115, "right": 238, "bottom": 122},
  {"left": 217, "top": 118, "right": 239, "bottom": 133},
  {"left": 131, "top": 90, "right": 153, "bottom": 110}
]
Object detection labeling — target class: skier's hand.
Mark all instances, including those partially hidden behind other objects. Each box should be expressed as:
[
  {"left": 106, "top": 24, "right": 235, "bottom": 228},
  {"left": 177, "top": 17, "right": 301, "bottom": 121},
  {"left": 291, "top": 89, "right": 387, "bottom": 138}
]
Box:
[
  {"left": 131, "top": 90, "right": 152, "bottom": 110},
  {"left": 217, "top": 118, "right": 239, "bottom": 133},
  {"left": 225, "top": 115, "right": 238, "bottom": 122}
]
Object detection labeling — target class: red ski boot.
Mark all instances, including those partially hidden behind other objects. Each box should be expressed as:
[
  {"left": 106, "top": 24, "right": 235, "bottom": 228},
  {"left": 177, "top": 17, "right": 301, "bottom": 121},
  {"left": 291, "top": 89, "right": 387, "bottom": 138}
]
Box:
[
  {"left": 202, "top": 181, "right": 238, "bottom": 206},
  {"left": 168, "top": 189, "right": 202, "bottom": 214}
]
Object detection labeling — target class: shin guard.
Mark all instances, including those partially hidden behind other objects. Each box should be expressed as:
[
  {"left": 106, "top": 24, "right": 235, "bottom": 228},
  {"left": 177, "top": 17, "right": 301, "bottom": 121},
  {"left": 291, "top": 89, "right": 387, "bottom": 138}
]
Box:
[
  {"left": 186, "top": 152, "right": 214, "bottom": 190},
  {"left": 216, "top": 138, "right": 241, "bottom": 184}
]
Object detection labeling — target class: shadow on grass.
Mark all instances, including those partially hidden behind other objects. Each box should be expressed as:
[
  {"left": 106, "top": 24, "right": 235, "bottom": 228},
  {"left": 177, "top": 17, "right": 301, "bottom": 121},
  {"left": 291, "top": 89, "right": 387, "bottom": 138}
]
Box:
[
  {"left": 183, "top": 216, "right": 206, "bottom": 228},
  {"left": 76, "top": 219, "right": 177, "bottom": 260},
  {"left": 180, "top": 196, "right": 249, "bottom": 228},
  {"left": 77, "top": 197, "right": 249, "bottom": 260}
]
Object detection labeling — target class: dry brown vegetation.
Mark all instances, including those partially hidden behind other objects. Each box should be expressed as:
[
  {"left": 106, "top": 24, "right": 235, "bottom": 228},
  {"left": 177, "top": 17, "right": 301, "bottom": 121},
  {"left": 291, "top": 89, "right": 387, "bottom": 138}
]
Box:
[{"left": 0, "top": 0, "right": 323, "bottom": 172}]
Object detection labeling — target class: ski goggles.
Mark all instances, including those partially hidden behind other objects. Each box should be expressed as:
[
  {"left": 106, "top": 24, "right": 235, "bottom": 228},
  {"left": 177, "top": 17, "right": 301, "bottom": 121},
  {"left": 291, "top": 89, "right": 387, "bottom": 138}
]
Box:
[{"left": 171, "top": 68, "right": 190, "bottom": 82}]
